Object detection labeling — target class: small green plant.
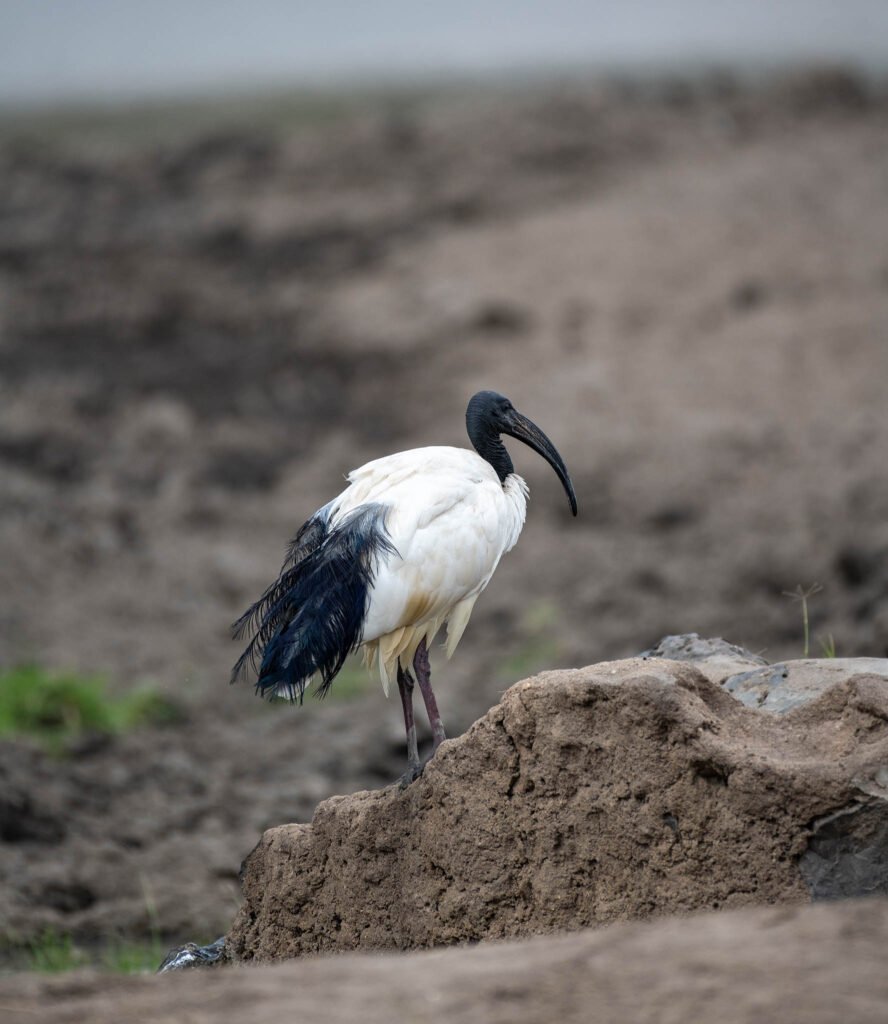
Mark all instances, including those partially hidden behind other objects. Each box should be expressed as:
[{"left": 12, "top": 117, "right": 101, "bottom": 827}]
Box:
[
  {"left": 819, "top": 633, "right": 837, "bottom": 658},
  {"left": 783, "top": 583, "right": 839, "bottom": 659},
  {"left": 24, "top": 930, "right": 87, "bottom": 973},
  {"left": 0, "top": 666, "right": 183, "bottom": 751},
  {"left": 782, "top": 583, "right": 822, "bottom": 658}
]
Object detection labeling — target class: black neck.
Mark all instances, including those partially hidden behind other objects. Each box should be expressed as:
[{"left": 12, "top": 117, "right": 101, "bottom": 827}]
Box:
[{"left": 468, "top": 423, "right": 513, "bottom": 484}]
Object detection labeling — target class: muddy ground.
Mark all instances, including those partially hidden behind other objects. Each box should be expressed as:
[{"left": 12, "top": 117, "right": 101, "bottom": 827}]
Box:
[{"left": 1, "top": 68, "right": 887, "bottom": 956}]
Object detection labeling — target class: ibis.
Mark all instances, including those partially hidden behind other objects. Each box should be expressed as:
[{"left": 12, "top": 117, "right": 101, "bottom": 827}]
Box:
[{"left": 232, "top": 390, "right": 578, "bottom": 785}]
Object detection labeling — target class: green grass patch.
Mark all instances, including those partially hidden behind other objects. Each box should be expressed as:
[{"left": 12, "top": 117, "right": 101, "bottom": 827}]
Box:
[
  {"left": 7, "top": 929, "right": 175, "bottom": 975},
  {"left": 100, "top": 936, "right": 169, "bottom": 974},
  {"left": 0, "top": 666, "right": 184, "bottom": 752},
  {"left": 22, "top": 930, "right": 87, "bottom": 973}
]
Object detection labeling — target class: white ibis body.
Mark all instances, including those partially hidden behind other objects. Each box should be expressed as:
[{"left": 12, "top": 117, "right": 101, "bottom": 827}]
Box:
[{"left": 232, "top": 390, "right": 577, "bottom": 785}]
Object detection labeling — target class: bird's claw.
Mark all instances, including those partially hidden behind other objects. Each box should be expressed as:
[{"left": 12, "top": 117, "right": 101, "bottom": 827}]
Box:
[{"left": 398, "top": 762, "right": 424, "bottom": 789}]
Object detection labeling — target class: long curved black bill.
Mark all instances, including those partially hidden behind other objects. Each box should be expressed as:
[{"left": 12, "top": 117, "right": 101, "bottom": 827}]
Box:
[{"left": 505, "top": 412, "right": 578, "bottom": 516}]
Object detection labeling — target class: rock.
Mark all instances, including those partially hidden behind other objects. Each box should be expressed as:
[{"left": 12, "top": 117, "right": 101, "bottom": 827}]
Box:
[
  {"left": 4, "top": 900, "right": 888, "bottom": 1024},
  {"left": 641, "top": 632, "right": 768, "bottom": 682},
  {"left": 801, "top": 801, "right": 888, "bottom": 899},
  {"left": 226, "top": 655, "right": 888, "bottom": 962},
  {"left": 723, "top": 658, "right": 888, "bottom": 713},
  {"left": 640, "top": 632, "right": 767, "bottom": 664},
  {"left": 157, "top": 936, "right": 226, "bottom": 972},
  {"left": 642, "top": 633, "right": 888, "bottom": 713}
]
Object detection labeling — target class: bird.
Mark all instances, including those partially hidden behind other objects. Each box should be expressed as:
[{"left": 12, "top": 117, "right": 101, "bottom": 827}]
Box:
[{"left": 231, "top": 389, "right": 578, "bottom": 786}]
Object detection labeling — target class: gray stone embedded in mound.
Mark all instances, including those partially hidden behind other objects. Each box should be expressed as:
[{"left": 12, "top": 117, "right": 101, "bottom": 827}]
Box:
[
  {"left": 225, "top": 653, "right": 888, "bottom": 963},
  {"left": 643, "top": 633, "right": 888, "bottom": 714},
  {"left": 641, "top": 633, "right": 768, "bottom": 667},
  {"left": 801, "top": 801, "right": 888, "bottom": 900},
  {"left": 723, "top": 658, "right": 888, "bottom": 714},
  {"left": 157, "top": 936, "right": 226, "bottom": 973}
]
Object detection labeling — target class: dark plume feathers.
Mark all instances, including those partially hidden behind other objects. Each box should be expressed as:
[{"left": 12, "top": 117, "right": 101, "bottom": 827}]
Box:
[{"left": 231, "top": 503, "right": 395, "bottom": 703}]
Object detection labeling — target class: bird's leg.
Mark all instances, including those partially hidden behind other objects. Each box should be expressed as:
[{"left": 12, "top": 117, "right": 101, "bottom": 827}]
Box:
[
  {"left": 396, "top": 661, "right": 422, "bottom": 788},
  {"left": 413, "top": 636, "right": 446, "bottom": 750}
]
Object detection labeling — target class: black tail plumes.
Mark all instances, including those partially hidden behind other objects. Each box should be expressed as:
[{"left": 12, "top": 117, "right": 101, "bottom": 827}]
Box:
[{"left": 231, "top": 503, "right": 395, "bottom": 702}]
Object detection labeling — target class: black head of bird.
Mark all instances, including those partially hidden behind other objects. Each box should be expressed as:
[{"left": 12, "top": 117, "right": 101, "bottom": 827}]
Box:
[
  {"left": 233, "top": 389, "right": 577, "bottom": 786},
  {"left": 465, "top": 390, "right": 578, "bottom": 515}
]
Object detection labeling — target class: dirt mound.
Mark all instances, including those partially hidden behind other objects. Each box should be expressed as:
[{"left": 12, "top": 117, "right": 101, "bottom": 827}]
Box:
[
  {"left": 227, "top": 653, "right": 888, "bottom": 961},
  {"left": 4, "top": 900, "right": 888, "bottom": 1024}
]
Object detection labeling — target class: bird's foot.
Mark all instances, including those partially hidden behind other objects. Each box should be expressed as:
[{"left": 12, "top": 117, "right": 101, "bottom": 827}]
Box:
[{"left": 398, "top": 760, "right": 424, "bottom": 789}]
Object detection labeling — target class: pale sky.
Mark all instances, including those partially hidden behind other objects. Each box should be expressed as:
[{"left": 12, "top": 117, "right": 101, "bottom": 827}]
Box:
[{"left": 2, "top": 1, "right": 887, "bottom": 106}]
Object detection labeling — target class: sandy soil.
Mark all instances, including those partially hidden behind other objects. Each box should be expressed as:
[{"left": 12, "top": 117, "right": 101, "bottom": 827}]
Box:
[{"left": 1, "top": 68, "right": 887, "bottom": 954}]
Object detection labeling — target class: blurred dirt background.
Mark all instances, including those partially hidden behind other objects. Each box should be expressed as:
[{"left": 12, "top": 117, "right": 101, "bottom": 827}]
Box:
[{"left": 1, "top": 68, "right": 888, "bottom": 957}]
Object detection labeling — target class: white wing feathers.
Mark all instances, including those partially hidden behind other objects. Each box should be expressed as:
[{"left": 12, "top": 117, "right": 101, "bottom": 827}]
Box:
[{"left": 325, "top": 446, "right": 528, "bottom": 694}]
